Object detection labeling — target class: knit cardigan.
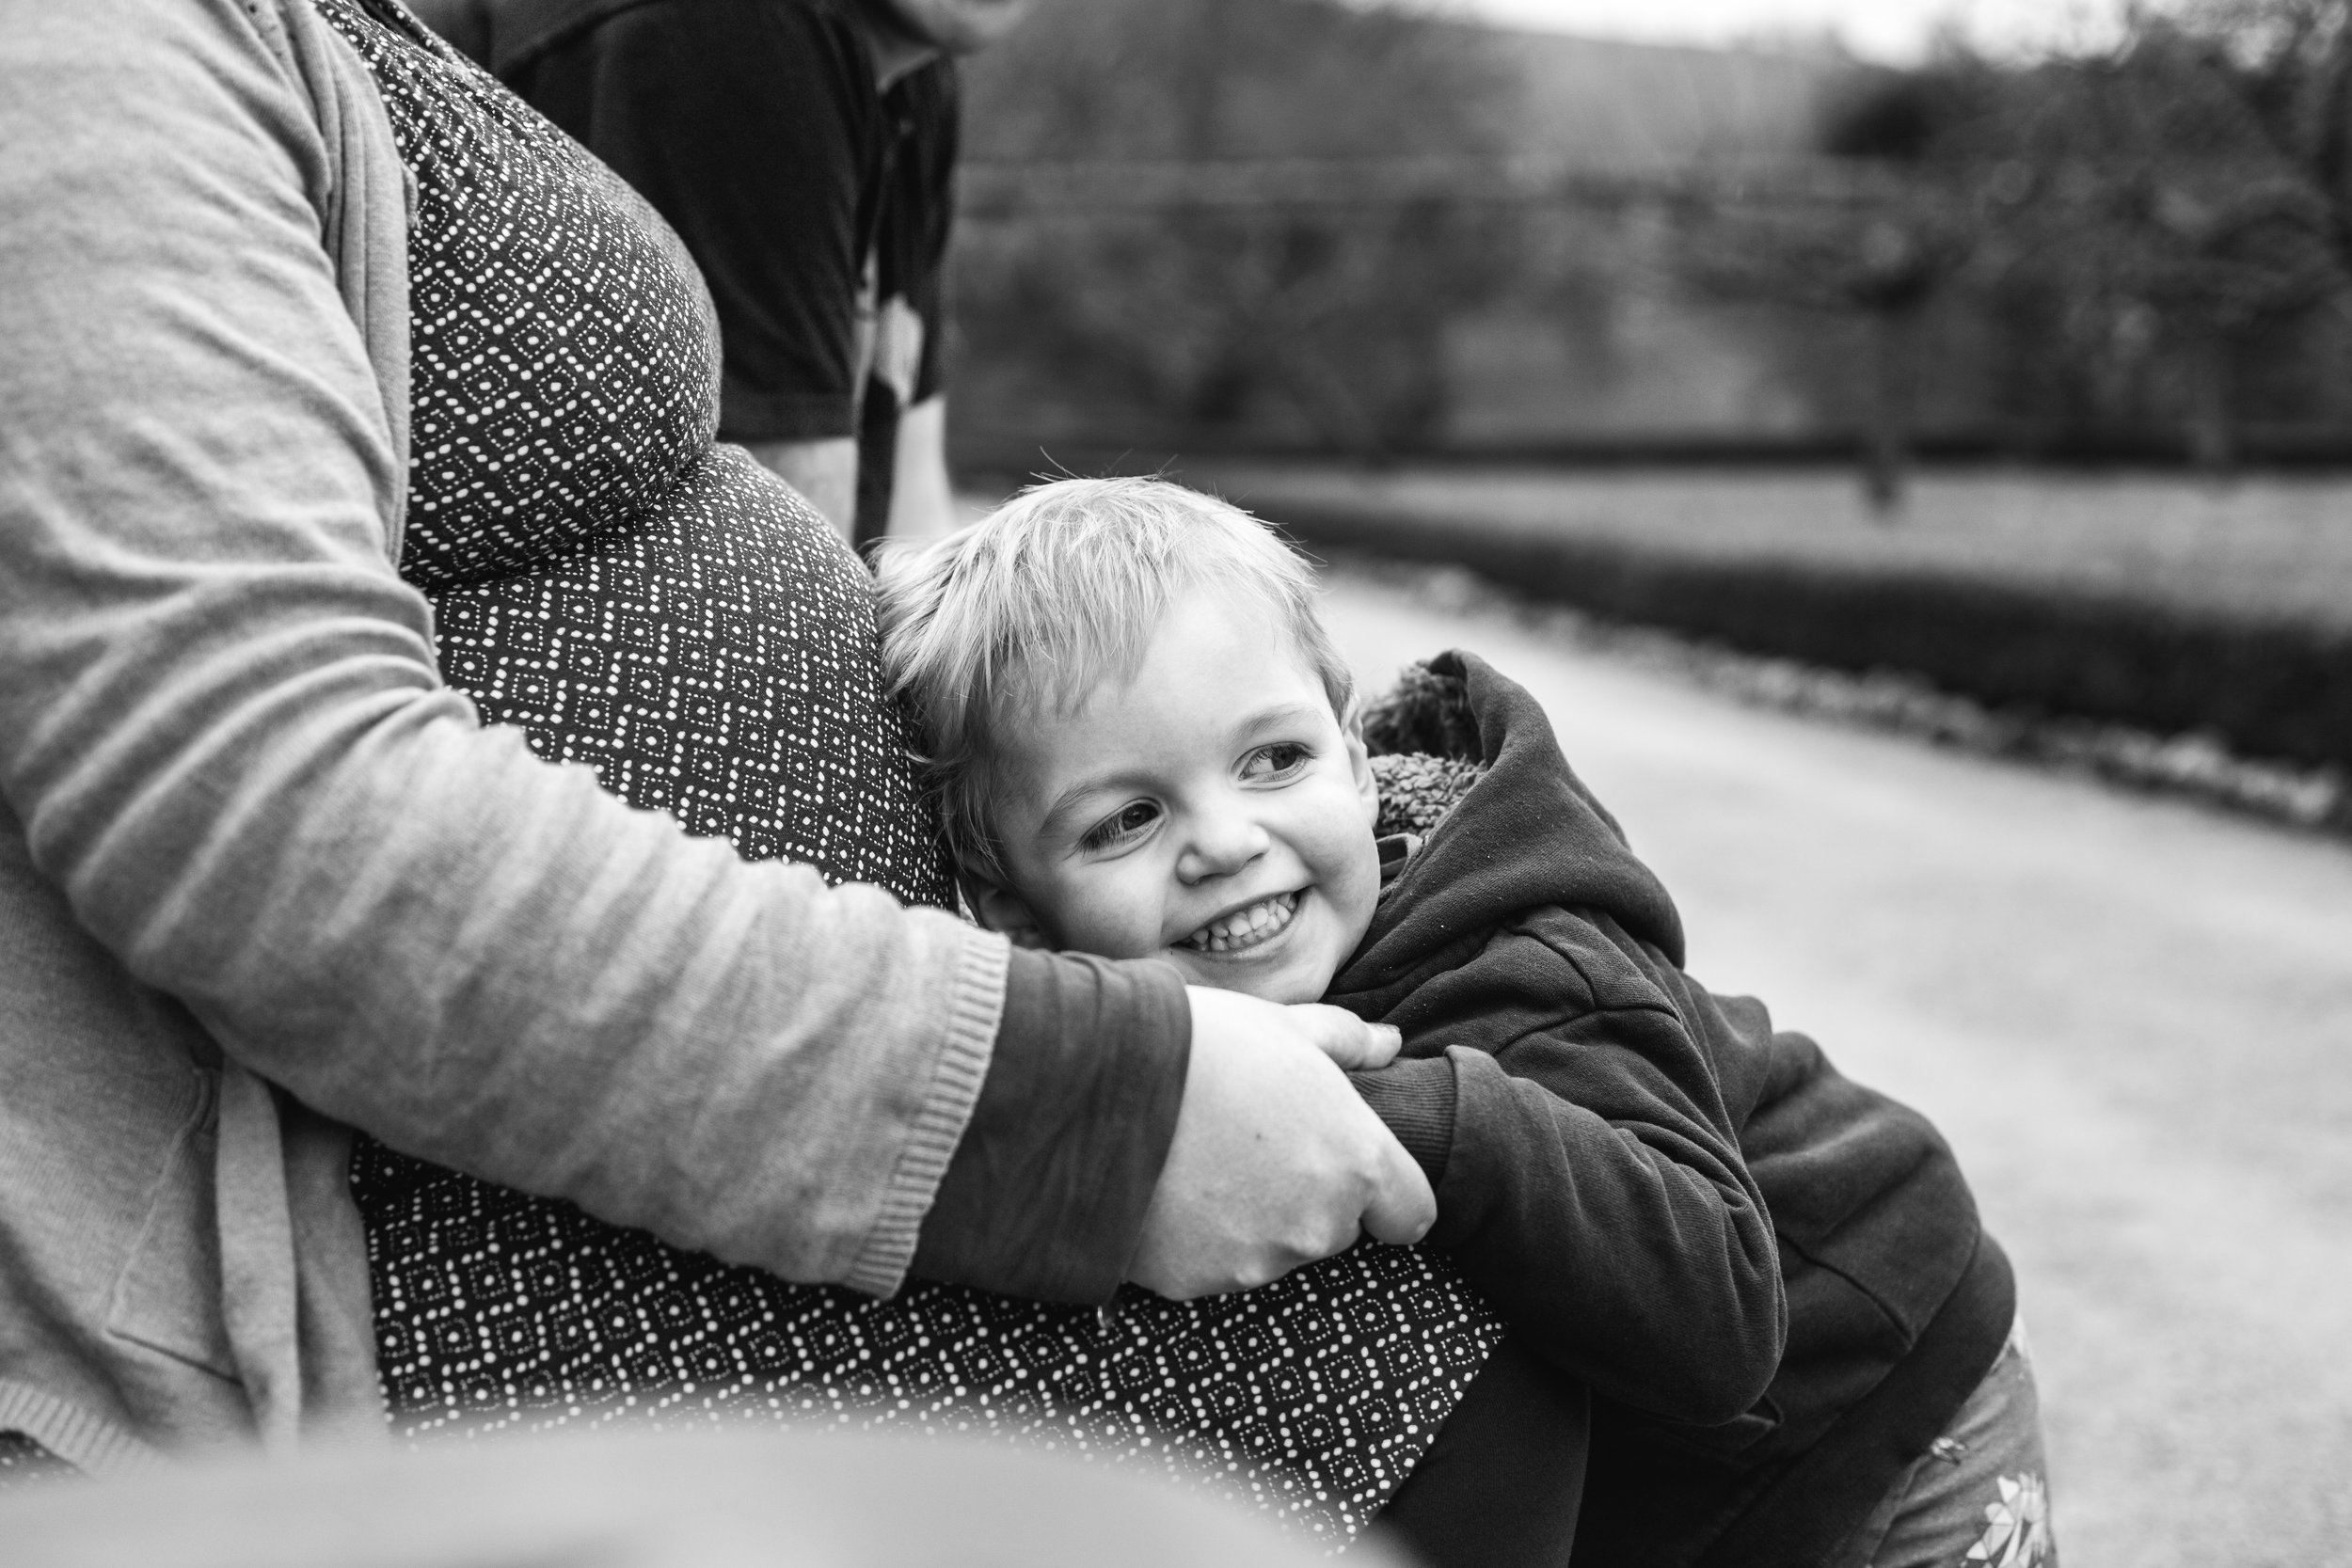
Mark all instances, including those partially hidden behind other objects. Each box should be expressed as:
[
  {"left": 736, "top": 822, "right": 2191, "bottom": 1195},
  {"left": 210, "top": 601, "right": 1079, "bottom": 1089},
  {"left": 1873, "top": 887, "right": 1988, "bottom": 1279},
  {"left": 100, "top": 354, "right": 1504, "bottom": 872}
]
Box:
[{"left": 0, "top": 0, "right": 1025, "bottom": 1473}]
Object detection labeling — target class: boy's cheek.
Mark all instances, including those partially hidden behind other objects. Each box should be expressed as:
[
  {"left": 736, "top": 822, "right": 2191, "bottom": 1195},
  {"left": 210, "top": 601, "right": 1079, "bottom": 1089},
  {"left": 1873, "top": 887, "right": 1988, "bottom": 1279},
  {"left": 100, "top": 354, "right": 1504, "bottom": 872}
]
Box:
[
  {"left": 1336, "top": 832, "right": 1384, "bottom": 931},
  {"left": 1050, "top": 880, "right": 1166, "bottom": 962}
]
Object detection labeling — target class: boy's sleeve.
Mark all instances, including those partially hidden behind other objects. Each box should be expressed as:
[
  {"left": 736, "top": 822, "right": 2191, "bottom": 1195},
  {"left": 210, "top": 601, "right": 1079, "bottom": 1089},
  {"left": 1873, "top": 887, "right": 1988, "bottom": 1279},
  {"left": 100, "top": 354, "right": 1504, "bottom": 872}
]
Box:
[{"left": 1361, "top": 910, "right": 1786, "bottom": 1426}]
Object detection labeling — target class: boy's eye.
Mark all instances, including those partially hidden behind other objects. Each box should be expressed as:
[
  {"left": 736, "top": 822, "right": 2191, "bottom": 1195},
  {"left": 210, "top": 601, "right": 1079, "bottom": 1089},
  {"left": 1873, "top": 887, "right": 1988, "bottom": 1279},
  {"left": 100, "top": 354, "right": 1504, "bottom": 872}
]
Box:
[
  {"left": 1080, "top": 800, "right": 1161, "bottom": 851},
  {"left": 1243, "top": 742, "right": 1311, "bottom": 780}
]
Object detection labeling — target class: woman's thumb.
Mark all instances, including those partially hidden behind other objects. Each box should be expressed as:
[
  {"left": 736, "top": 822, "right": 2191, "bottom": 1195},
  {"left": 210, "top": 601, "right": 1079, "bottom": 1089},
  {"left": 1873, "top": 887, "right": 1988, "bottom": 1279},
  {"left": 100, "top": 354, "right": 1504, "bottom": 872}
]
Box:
[{"left": 1289, "top": 1005, "right": 1403, "bottom": 1070}]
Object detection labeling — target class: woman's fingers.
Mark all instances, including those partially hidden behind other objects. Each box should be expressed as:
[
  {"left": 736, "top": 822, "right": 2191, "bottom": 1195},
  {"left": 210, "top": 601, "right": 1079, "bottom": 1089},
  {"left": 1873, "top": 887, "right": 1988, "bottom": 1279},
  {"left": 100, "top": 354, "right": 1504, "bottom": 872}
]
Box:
[
  {"left": 1128, "top": 990, "right": 1433, "bottom": 1299},
  {"left": 1357, "top": 1132, "right": 1438, "bottom": 1245},
  {"left": 1286, "top": 1003, "right": 1405, "bottom": 1070}
]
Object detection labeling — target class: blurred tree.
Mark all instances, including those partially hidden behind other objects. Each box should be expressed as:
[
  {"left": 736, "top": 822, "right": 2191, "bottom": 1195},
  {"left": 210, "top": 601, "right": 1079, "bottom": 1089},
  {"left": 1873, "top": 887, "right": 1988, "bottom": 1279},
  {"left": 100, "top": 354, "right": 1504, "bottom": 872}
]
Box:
[
  {"left": 2188, "top": 0, "right": 2352, "bottom": 253},
  {"left": 1960, "top": 12, "right": 2344, "bottom": 468},
  {"left": 1679, "top": 71, "right": 1987, "bottom": 513},
  {"left": 956, "top": 0, "right": 2352, "bottom": 468},
  {"left": 952, "top": 0, "right": 1518, "bottom": 461},
  {"left": 961, "top": 0, "right": 1512, "bottom": 163},
  {"left": 1740, "top": 8, "right": 2351, "bottom": 479}
]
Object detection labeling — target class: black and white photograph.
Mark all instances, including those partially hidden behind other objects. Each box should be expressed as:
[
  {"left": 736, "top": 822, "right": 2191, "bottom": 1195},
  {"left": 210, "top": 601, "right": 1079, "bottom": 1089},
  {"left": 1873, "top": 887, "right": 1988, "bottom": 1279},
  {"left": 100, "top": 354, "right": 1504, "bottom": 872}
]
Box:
[{"left": 3, "top": 1, "right": 2345, "bottom": 1564}]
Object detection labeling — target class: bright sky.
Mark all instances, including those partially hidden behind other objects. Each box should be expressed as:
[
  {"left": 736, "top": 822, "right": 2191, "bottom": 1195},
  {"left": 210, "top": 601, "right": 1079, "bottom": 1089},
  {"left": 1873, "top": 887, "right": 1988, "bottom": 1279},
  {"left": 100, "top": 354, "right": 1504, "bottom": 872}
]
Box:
[{"left": 1430, "top": 0, "right": 2133, "bottom": 64}]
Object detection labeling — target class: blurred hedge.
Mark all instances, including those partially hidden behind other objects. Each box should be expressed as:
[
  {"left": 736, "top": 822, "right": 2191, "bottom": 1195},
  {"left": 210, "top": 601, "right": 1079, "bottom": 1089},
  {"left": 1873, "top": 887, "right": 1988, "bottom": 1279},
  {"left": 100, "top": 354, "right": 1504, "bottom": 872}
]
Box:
[{"left": 1257, "top": 499, "right": 2352, "bottom": 772}]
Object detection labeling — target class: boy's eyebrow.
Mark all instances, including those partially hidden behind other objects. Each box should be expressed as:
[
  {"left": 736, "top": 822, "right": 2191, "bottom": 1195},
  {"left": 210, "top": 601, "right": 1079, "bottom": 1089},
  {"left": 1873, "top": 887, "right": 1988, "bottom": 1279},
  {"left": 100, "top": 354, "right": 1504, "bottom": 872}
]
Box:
[{"left": 1237, "top": 700, "right": 1328, "bottom": 736}]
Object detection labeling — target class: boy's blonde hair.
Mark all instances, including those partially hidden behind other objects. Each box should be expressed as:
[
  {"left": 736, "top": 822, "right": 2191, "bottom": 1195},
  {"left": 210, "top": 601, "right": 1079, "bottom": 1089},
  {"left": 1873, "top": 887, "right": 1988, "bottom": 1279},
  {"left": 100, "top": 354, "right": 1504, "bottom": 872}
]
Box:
[{"left": 876, "top": 476, "right": 1354, "bottom": 883}]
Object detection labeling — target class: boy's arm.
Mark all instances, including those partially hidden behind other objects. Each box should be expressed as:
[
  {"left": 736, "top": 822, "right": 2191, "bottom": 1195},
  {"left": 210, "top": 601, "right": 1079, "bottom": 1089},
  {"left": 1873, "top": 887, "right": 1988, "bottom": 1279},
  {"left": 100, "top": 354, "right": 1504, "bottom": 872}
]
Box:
[{"left": 1354, "top": 911, "right": 1785, "bottom": 1425}]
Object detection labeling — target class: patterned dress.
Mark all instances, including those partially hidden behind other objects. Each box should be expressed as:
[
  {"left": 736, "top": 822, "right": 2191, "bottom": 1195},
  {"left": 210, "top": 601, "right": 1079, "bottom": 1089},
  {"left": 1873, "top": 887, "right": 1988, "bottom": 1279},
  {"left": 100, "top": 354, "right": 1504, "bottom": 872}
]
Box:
[{"left": 318, "top": 0, "right": 1502, "bottom": 1544}]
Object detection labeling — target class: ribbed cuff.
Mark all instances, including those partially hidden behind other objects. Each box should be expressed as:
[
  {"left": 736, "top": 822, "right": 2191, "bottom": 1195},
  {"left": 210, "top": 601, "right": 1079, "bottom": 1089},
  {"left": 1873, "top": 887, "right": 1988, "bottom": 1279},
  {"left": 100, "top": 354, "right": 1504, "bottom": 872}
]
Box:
[
  {"left": 1351, "top": 1053, "right": 1457, "bottom": 1187},
  {"left": 845, "top": 924, "right": 1009, "bottom": 1297},
  {"left": 0, "top": 1380, "right": 166, "bottom": 1479}
]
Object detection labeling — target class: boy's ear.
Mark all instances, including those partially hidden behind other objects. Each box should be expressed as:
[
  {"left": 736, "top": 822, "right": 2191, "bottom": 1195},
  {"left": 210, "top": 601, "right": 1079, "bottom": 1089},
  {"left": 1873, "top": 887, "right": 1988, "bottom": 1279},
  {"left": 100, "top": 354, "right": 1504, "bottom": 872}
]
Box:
[
  {"left": 961, "top": 871, "right": 1054, "bottom": 950},
  {"left": 1341, "top": 696, "right": 1379, "bottom": 819}
]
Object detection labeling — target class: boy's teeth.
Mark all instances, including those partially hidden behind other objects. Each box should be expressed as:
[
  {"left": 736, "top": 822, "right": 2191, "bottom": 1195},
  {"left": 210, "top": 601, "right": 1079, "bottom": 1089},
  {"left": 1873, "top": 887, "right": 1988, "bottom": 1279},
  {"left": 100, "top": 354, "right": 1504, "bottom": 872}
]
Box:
[{"left": 1181, "top": 893, "right": 1299, "bottom": 954}]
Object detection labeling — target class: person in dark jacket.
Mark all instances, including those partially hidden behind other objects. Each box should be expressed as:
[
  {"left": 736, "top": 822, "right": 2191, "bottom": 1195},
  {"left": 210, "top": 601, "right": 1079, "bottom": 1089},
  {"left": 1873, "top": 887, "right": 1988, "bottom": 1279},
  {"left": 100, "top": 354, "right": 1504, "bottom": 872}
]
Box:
[
  {"left": 1343, "top": 657, "right": 2048, "bottom": 1568},
  {"left": 878, "top": 475, "right": 2058, "bottom": 1568},
  {"left": 411, "top": 0, "right": 1019, "bottom": 550}
]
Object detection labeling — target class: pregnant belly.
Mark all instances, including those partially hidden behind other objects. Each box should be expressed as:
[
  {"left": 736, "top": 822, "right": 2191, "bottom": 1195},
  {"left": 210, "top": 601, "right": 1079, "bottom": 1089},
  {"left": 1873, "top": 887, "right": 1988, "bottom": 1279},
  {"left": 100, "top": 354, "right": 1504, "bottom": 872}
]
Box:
[
  {"left": 423, "top": 445, "right": 950, "bottom": 908},
  {"left": 372, "top": 450, "right": 1501, "bottom": 1544}
]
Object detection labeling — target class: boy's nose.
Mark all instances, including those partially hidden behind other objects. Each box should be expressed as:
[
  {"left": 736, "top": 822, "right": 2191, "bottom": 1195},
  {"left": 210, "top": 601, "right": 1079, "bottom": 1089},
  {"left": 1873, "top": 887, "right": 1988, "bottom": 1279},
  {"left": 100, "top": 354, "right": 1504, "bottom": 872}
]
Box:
[{"left": 1177, "top": 813, "right": 1271, "bottom": 884}]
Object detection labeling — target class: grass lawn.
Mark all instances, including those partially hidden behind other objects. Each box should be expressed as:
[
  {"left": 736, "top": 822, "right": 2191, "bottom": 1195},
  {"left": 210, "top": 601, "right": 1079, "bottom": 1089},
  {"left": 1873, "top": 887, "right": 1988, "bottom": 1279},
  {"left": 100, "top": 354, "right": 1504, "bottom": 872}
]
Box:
[{"left": 1183, "top": 462, "right": 2352, "bottom": 635}]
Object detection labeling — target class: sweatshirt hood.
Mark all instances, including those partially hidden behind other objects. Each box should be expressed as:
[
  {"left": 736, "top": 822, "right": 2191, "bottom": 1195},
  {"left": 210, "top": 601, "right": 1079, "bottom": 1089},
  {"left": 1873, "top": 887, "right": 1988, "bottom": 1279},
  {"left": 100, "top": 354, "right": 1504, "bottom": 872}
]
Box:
[{"left": 1328, "top": 651, "right": 1684, "bottom": 1011}]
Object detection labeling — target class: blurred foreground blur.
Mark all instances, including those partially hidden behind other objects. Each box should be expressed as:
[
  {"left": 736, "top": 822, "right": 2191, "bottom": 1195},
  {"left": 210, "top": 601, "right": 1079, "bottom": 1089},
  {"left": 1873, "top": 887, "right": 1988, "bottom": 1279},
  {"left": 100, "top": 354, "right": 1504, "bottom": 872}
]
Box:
[{"left": 0, "top": 1426, "right": 1392, "bottom": 1568}]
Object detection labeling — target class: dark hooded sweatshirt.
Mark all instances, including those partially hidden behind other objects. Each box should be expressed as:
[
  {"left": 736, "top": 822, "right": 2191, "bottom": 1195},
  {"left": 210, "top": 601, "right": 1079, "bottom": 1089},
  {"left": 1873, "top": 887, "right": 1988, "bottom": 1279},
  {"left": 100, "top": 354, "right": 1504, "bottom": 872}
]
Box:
[{"left": 1331, "top": 653, "right": 2015, "bottom": 1568}]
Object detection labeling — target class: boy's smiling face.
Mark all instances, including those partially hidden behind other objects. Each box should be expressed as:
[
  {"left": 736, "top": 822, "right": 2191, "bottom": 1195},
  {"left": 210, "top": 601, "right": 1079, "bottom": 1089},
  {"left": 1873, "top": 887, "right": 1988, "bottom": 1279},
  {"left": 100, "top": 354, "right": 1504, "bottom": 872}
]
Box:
[{"left": 975, "top": 585, "right": 1383, "bottom": 1004}]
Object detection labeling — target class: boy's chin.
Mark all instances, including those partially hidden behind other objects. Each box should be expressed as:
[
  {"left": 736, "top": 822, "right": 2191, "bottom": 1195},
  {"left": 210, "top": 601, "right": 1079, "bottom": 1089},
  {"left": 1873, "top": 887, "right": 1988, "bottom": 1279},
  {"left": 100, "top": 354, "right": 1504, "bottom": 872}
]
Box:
[{"left": 1162, "top": 947, "right": 1343, "bottom": 1006}]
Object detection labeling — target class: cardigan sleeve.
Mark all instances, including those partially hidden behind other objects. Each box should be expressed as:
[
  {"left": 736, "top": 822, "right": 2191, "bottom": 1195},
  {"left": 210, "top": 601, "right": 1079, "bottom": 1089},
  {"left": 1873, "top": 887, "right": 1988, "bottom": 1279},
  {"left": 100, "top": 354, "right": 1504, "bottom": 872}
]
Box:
[{"left": 0, "top": 0, "right": 1181, "bottom": 1303}]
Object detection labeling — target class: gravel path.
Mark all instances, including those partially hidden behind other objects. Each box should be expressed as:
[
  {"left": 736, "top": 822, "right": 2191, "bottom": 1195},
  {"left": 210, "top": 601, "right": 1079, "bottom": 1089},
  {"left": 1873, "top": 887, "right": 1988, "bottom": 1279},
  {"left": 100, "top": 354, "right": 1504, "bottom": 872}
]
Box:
[{"left": 1321, "top": 572, "right": 2352, "bottom": 1568}]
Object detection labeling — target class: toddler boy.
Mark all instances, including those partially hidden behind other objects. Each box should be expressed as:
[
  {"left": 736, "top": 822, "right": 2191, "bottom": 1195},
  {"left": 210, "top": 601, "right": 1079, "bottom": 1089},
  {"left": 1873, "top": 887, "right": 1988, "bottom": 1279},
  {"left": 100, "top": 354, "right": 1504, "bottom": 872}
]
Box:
[{"left": 876, "top": 477, "right": 2053, "bottom": 1568}]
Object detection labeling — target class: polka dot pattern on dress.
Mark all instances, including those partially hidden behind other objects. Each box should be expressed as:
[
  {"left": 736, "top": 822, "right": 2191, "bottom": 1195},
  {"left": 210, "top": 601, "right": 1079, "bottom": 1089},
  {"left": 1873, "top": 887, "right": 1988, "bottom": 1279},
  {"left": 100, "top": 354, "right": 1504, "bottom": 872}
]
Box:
[
  {"left": 340, "top": 2, "right": 722, "bottom": 595},
  {"left": 318, "top": 0, "right": 1503, "bottom": 1544},
  {"left": 0, "top": 1433, "right": 72, "bottom": 1492},
  {"left": 427, "top": 442, "right": 948, "bottom": 888},
  {"left": 355, "top": 1140, "right": 1503, "bottom": 1544}
]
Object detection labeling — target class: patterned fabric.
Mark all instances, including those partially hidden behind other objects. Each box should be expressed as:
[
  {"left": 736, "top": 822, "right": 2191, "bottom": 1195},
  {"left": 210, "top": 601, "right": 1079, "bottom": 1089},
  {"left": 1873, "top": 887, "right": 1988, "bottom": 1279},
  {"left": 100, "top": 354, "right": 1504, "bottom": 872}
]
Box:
[
  {"left": 355, "top": 1143, "right": 1501, "bottom": 1542},
  {"left": 429, "top": 440, "right": 947, "bottom": 881},
  {"left": 327, "top": 0, "right": 946, "bottom": 896},
  {"left": 0, "top": 1432, "right": 73, "bottom": 1490},
  {"left": 390, "top": 47, "right": 718, "bottom": 602},
  {"left": 318, "top": 0, "right": 1501, "bottom": 1543}
]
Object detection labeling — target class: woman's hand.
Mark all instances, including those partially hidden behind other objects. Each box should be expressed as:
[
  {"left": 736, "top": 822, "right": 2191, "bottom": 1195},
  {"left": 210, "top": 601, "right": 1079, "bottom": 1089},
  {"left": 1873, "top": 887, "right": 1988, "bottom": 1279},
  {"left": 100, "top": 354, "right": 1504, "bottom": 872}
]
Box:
[
  {"left": 1277, "top": 1002, "right": 1407, "bottom": 1070},
  {"left": 1126, "top": 988, "right": 1437, "bottom": 1299}
]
